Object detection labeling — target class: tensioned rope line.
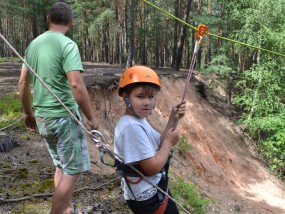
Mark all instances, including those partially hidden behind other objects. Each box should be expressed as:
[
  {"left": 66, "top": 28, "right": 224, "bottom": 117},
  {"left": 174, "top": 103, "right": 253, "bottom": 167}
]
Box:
[
  {"left": 142, "top": 0, "right": 285, "bottom": 58},
  {"left": 0, "top": 33, "right": 190, "bottom": 214},
  {"left": 0, "top": 115, "right": 24, "bottom": 131}
]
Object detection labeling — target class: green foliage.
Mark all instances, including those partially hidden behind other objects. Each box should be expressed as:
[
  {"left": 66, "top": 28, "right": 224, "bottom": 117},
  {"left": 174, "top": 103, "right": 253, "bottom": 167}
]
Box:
[
  {"left": 260, "top": 129, "right": 285, "bottom": 177},
  {"left": 0, "top": 93, "right": 24, "bottom": 129},
  {"left": 233, "top": 61, "right": 285, "bottom": 118},
  {"left": 242, "top": 114, "right": 285, "bottom": 177},
  {"left": 0, "top": 57, "right": 22, "bottom": 63},
  {"left": 0, "top": 57, "right": 9, "bottom": 63},
  {"left": 203, "top": 54, "right": 235, "bottom": 78},
  {"left": 233, "top": 57, "right": 285, "bottom": 177},
  {"left": 169, "top": 176, "right": 210, "bottom": 214},
  {"left": 242, "top": 114, "right": 285, "bottom": 140},
  {"left": 178, "top": 133, "right": 192, "bottom": 158}
]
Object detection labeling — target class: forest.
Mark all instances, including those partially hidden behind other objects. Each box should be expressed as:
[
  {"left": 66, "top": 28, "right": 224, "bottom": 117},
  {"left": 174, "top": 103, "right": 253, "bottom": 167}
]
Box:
[{"left": 0, "top": 0, "right": 284, "bottom": 182}]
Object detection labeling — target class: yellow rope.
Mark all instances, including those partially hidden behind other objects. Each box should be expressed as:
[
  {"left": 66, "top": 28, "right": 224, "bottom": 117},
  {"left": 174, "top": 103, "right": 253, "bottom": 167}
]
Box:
[{"left": 142, "top": 0, "right": 285, "bottom": 58}]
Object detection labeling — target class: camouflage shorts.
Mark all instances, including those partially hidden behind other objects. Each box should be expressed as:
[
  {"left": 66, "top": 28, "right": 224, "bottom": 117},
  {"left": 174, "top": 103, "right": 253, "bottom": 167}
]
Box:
[{"left": 36, "top": 109, "right": 91, "bottom": 175}]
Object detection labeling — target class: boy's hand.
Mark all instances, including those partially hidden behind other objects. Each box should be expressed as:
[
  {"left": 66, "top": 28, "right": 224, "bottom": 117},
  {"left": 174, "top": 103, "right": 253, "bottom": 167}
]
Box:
[
  {"left": 176, "top": 101, "right": 186, "bottom": 119},
  {"left": 168, "top": 101, "right": 186, "bottom": 126},
  {"left": 165, "top": 128, "right": 179, "bottom": 146}
]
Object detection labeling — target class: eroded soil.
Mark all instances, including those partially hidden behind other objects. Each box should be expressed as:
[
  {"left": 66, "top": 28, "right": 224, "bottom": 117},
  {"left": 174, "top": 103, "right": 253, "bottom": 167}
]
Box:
[{"left": 0, "top": 62, "right": 285, "bottom": 214}]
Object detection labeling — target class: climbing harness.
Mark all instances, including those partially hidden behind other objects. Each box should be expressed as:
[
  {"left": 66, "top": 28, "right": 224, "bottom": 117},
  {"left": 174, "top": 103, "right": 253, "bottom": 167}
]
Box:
[
  {"left": 115, "top": 156, "right": 171, "bottom": 214},
  {"left": 141, "top": 0, "right": 285, "bottom": 58},
  {"left": 0, "top": 33, "right": 190, "bottom": 214}
]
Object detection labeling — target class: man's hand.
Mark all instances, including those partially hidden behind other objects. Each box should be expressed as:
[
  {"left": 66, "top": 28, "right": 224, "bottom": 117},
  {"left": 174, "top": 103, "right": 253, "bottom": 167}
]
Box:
[
  {"left": 23, "top": 114, "right": 37, "bottom": 132},
  {"left": 87, "top": 117, "right": 99, "bottom": 130}
]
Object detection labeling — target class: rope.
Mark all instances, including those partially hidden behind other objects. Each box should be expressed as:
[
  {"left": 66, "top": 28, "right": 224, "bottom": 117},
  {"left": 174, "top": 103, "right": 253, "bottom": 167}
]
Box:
[
  {"left": 141, "top": 0, "right": 285, "bottom": 58},
  {"left": 0, "top": 33, "right": 191, "bottom": 214},
  {"left": 0, "top": 115, "right": 24, "bottom": 131}
]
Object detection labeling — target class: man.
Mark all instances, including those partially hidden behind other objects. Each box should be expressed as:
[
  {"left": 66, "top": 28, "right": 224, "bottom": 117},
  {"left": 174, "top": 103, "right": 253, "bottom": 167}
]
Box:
[{"left": 18, "top": 2, "right": 98, "bottom": 213}]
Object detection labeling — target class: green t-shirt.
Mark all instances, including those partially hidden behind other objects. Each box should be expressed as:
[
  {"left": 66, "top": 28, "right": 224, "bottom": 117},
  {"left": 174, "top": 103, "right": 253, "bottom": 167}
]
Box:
[{"left": 23, "top": 31, "right": 83, "bottom": 117}]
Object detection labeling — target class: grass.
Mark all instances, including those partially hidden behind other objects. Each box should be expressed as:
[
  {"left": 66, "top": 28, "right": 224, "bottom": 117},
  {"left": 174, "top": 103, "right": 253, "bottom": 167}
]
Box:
[
  {"left": 169, "top": 174, "right": 210, "bottom": 214},
  {"left": 0, "top": 57, "right": 22, "bottom": 63},
  {"left": 0, "top": 93, "right": 25, "bottom": 130},
  {"left": 177, "top": 133, "right": 192, "bottom": 158}
]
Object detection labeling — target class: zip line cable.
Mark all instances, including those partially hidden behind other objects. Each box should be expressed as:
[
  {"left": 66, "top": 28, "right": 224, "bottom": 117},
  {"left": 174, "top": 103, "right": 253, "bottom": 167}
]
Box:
[
  {"left": 0, "top": 33, "right": 190, "bottom": 214},
  {"left": 142, "top": 0, "right": 285, "bottom": 58}
]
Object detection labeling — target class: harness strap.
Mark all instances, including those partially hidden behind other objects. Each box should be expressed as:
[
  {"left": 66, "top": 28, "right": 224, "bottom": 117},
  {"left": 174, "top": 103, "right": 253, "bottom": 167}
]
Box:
[
  {"left": 153, "top": 188, "right": 169, "bottom": 214},
  {"left": 125, "top": 176, "right": 144, "bottom": 184},
  {"left": 116, "top": 159, "right": 171, "bottom": 213},
  {"left": 115, "top": 160, "right": 143, "bottom": 177}
]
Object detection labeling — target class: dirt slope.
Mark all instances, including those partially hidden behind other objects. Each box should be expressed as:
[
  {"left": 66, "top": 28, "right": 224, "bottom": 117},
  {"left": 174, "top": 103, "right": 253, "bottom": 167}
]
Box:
[
  {"left": 85, "top": 67, "right": 285, "bottom": 214},
  {"left": 0, "top": 63, "right": 285, "bottom": 213},
  {"left": 158, "top": 78, "right": 285, "bottom": 213}
]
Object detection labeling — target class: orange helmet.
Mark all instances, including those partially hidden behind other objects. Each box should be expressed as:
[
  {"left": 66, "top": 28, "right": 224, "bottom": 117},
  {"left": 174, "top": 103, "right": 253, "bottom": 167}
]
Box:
[{"left": 118, "top": 66, "right": 160, "bottom": 96}]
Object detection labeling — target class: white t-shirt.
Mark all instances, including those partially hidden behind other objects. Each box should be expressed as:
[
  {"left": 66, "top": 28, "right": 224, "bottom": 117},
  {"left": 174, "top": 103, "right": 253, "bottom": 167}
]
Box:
[{"left": 114, "top": 115, "right": 162, "bottom": 201}]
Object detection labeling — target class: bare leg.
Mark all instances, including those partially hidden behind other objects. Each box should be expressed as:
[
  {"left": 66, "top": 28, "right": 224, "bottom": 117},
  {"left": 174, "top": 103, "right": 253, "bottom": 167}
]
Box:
[
  {"left": 50, "top": 167, "right": 80, "bottom": 214},
  {"left": 54, "top": 167, "right": 63, "bottom": 187},
  {"left": 53, "top": 168, "right": 74, "bottom": 213}
]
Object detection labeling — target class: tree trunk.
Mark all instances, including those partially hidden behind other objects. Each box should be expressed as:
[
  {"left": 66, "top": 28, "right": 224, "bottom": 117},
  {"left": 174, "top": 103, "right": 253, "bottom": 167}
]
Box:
[
  {"left": 31, "top": 1, "right": 38, "bottom": 39},
  {"left": 204, "top": 0, "right": 212, "bottom": 67},
  {"left": 0, "top": 12, "right": 4, "bottom": 56},
  {"left": 103, "top": 18, "right": 110, "bottom": 63},
  {"left": 155, "top": 14, "right": 159, "bottom": 68},
  {"left": 191, "top": 21, "right": 196, "bottom": 68},
  {"left": 115, "top": 0, "right": 120, "bottom": 64},
  {"left": 126, "top": 0, "right": 137, "bottom": 68},
  {"left": 171, "top": 0, "right": 179, "bottom": 68},
  {"left": 141, "top": 2, "right": 147, "bottom": 65},
  {"left": 248, "top": 49, "right": 261, "bottom": 119},
  {"left": 124, "top": 0, "right": 129, "bottom": 54},
  {"left": 175, "top": 0, "right": 192, "bottom": 70},
  {"left": 196, "top": 0, "right": 203, "bottom": 68},
  {"left": 198, "top": 0, "right": 202, "bottom": 16},
  {"left": 226, "top": 77, "right": 233, "bottom": 107},
  {"left": 218, "top": 3, "right": 223, "bottom": 48}
]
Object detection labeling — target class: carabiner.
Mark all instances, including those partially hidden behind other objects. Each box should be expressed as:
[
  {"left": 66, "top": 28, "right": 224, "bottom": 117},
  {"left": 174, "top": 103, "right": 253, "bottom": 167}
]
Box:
[{"left": 90, "top": 130, "right": 105, "bottom": 146}]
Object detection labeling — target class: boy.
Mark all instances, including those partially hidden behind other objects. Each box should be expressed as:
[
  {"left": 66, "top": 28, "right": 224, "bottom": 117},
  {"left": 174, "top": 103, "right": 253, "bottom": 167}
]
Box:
[
  {"left": 114, "top": 66, "right": 186, "bottom": 213},
  {"left": 18, "top": 2, "right": 98, "bottom": 214}
]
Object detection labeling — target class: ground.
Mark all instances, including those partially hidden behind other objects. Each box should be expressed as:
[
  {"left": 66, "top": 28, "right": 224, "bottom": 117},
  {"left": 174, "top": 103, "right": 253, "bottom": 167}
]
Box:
[{"left": 0, "top": 62, "right": 285, "bottom": 214}]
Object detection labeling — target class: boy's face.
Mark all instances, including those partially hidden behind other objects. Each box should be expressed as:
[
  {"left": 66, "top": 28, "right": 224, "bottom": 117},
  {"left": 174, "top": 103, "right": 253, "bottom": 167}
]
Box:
[{"left": 127, "top": 86, "right": 157, "bottom": 118}]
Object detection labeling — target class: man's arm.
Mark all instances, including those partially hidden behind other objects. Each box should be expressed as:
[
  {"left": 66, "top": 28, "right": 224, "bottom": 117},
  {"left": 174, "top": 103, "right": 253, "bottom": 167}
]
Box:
[
  {"left": 18, "top": 67, "right": 37, "bottom": 132},
  {"left": 66, "top": 70, "right": 99, "bottom": 130}
]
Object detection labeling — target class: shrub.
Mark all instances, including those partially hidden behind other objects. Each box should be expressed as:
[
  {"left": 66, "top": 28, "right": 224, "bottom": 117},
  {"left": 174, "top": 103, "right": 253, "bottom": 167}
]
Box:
[
  {"left": 169, "top": 176, "right": 209, "bottom": 214},
  {"left": 178, "top": 133, "right": 192, "bottom": 158}
]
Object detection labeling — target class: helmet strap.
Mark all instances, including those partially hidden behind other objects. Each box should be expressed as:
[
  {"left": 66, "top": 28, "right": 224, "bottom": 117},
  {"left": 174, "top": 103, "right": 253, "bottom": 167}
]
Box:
[{"left": 124, "top": 97, "right": 140, "bottom": 118}]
